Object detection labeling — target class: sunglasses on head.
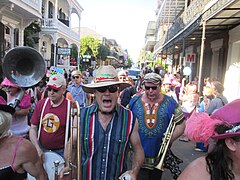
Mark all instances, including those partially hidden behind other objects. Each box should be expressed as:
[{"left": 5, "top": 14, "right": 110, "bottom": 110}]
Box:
[
  {"left": 145, "top": 85, "right": 158, "bottom": 90},
  {"left": 47, "top": 87, "right": 59, "bottom": 93},
  {"left": 96, "top": 86, "right": 119, "bottom": 93},
  {"left": 72, "top": 76, "right": 80, "bottom": 79}
]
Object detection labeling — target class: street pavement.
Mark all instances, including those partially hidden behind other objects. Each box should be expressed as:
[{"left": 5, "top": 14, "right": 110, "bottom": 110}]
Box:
[{"left": 162, "top": 138, "right": 206, "bottom": 180}]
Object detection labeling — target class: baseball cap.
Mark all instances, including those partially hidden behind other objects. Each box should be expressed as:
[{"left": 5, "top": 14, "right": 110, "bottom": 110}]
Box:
[{"left": 47, "top": 73, "right": 66, "bottom": 90}]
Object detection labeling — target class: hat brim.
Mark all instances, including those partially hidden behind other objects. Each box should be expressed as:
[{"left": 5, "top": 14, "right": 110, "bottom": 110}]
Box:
[
  {"left": 47, "top": 85, "right": 62, "bottom": 90},
  {"left": 0, "top": 104, "right": 15, "bottom": 115},
  {"left": 212, "top": 132, "right": 240, "bottom": 140},
  {"left": 82, "top": 81, "right": 130, "bottom": 93}
]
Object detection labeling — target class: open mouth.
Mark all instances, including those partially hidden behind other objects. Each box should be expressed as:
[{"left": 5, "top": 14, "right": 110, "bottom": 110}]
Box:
[{"left": 103, "top": 99, "right": 112, "bottom": 103}]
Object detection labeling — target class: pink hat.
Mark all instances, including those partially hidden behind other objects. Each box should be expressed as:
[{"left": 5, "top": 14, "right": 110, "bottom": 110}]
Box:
[
  {"left": 1, "top": 78, "right": 20, "bottom": 88},
  {"left": 185, "top": 99, "right": 240, "bottom": 145},
  {"left": 47, "top": 73, "right": 66, "bottom": 90},
  {"left": 162, "top": 78, "right": 172, "bottom": 85}
]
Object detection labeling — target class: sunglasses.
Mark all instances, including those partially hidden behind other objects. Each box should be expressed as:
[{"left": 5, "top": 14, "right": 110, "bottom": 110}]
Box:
[
  {"left": 96, "top": 86, "right": 119, "bottom": 93},
  {"left": 72, "top": 76, "right": 80, "bottom": 79},
  {"left": 4, "top": 86, "right": 14, "bottom": 88},
  {"left": 145, "top": 86, "right": 158, "bottom": 90},
  {"left": 47, "top": 87, "right": 59, "bottom": 93}
]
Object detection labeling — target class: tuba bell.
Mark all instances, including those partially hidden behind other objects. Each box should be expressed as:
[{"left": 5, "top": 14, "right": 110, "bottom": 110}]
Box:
[{"left": 2, "top": 46, "right": 46, "bottom": 87}]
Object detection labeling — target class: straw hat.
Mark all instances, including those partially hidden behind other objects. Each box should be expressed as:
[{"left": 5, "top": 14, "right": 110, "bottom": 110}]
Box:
[
  {"left": 71, "top": 70, "right": 82, "bottom": 77},
  {"left": 82, "top": 65, "right": 130, "bottom": 93}
]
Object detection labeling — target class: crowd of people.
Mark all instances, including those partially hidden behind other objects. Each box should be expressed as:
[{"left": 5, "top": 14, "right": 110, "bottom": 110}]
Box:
[{"left": 0, "top": 62, "right": 239, "bottom": 180}]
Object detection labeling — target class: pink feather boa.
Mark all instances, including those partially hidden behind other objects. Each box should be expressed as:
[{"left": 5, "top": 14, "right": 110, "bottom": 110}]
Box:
[{"left": 184, "top": 111, "right": 223, "bottom": 145}]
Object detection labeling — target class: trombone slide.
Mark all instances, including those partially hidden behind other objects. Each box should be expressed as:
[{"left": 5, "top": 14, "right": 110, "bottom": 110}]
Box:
[{"left": 156, "top": 115, "right": 176, "bottom": 170}]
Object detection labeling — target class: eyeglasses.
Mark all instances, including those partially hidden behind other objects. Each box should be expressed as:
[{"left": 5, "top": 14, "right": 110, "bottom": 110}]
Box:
[
  {"left": 72, "top": 76, "right": 80, "bottom": 79},
  {"left": 96, "top": 86, "right": 119, "bottom": 93},
  {"left": 145, "top": 86, "right": 158, "bottom": 90},
  {"left": 47, "top": 87, "right": 59, "bottom": 93}
]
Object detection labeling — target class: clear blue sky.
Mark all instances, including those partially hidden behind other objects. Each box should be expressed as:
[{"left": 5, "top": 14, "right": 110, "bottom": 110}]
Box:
[{"left": 76, "top": 0, "right": 156, "bottom": 63}]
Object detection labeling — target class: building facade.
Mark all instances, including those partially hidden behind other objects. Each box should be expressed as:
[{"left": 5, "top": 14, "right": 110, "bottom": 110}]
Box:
[
  {"left": 0, "top": 0, "right": 83, "bottom": 74},
  {"left": 145, "top": 0, "right": 240, "bottom": 101}
]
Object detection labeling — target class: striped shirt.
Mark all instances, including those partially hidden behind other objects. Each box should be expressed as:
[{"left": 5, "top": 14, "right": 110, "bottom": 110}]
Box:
[{"left": 80, "top": 104, "right": 135, "bottom": 180}]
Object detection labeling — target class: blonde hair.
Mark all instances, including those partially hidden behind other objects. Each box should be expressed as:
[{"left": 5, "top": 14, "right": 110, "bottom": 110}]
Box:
[
  {"left": 203, "top": 86, "right": 213, "bottom": 96},
  {"left": 0, "top": 110, "right": 12, "bottom": 138}
]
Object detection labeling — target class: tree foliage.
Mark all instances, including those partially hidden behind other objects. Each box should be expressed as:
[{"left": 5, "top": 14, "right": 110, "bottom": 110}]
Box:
[
  {"left": 126, "top": 55, "right": 133, "bottom": 68},
  {"left": 80, "top": 36, "right": 101, "bottom": 57},
  {"left": 80, "top": 35, "right": 111, "bottom": 62},
  {"left": 71, "top": 44, "right": 78, "bottom": 59},
  {"left": 24, "top": 21, "right": 41, "bottom": 47}
]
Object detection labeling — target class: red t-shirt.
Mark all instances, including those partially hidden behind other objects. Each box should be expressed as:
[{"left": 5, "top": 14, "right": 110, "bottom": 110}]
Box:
[{"left": 31, "top": 98, "right": 70, "bottom": 150}]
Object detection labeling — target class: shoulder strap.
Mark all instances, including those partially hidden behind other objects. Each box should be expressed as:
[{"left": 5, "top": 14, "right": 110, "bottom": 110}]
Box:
[
  {"left": 10, "top": 137, "right": 24, "bottom": 168},
  {"left": 37, "top": 98, "right": 49, "bottom": 140},
  {"left": 64, "top": 100, "right": 71, "bottom": 146},
  {"left": 217, "top": 97, "right": 226, "bottom": 106}
]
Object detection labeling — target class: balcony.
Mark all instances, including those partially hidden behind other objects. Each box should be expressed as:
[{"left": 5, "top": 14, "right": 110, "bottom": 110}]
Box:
[
  {"left": 41, "top": 18, "right": 80, "bottom": 42},
  {"left": 58, "top": 18, "right": 69, "bottom": 27},
  {"left": 42, "top": 18, "right": 55, "bottom": 28},
  {"left": 0, "top": 0, "right": 42, "bottom": 19}
]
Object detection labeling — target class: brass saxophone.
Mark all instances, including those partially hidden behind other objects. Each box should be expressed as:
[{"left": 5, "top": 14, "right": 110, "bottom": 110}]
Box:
[{"left": 156, "top": 114, "right": 176, "bottom": 170}]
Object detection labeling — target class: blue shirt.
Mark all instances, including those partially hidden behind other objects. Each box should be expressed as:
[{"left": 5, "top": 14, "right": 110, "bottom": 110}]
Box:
[
  {"left": 80, "top": 104, "right": 135, "bottom": 180},
  {"left": 129, "top": 94, "right": 185, "bottom": 169},
  {"left": 68, "top": 83, "right": 86, "bottom": 106}
]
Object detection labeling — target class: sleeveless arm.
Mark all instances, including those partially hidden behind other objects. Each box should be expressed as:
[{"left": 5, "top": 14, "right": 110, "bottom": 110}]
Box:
[
  {"left": 16, "top": 139, "right": 48, "bottom": 180},
  {"left": 120, "top": 119, "right": 144, "bottom": 179}
]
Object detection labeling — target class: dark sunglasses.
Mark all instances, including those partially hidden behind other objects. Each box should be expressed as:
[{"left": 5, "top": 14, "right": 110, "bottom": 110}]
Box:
[
  {"left": 145, "top": 86, "right": 158, "bottom": 90},
  {"left": 96, "top": 86, "right": 119, "bottom": 93},
  {"left": 47, "top": 87, "right": 59, "bottom": 93},
  {"left": 4, "top": 86, "right": 14, "bottom": 88},
  {"left": 72, "top": 76, "right": 80, "bottom": 79}
]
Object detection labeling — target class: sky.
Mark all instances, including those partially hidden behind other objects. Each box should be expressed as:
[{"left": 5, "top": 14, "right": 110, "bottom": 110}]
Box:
[{"left": 75, "top": 0, "right": 156, "bottom": 63}]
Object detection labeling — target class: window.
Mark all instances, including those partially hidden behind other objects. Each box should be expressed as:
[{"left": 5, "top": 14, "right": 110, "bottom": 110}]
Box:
[{"left": 48, "top": 2, "right": 53, "bottom": 18}]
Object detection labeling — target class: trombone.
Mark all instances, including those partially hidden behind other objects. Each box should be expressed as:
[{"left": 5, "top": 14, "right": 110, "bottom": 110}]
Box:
[
  {"left": 64, "top": 101, "right": 82, "bottom": 180},
  {"left": 156, "top": 114, "right": 176, "bottom": 170}
]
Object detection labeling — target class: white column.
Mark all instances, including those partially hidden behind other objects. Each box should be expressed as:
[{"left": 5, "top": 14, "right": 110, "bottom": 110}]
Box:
[
  {"left": 44, "top": 0, "right": 48, "bottom": 18},
  {"left": 54, "top": 0, "right": 58, "bottom": 25},
  {"left": 210, "top": 39, "right": 223, "bottom": 79},
  {"left": 18, "top": 29, "right": 24, "bottom": 46},
  {"left": 53, "top": 34, "right": 57, "bottom": 66}
]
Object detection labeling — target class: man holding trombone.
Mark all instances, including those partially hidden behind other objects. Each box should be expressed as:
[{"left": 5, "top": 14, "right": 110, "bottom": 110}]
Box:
[
  {"left": 129, "top": 73, "right": 185, "bottom": 180},
  {"left": 60, "top": 65, "right": 144, "bottom": 180}
]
